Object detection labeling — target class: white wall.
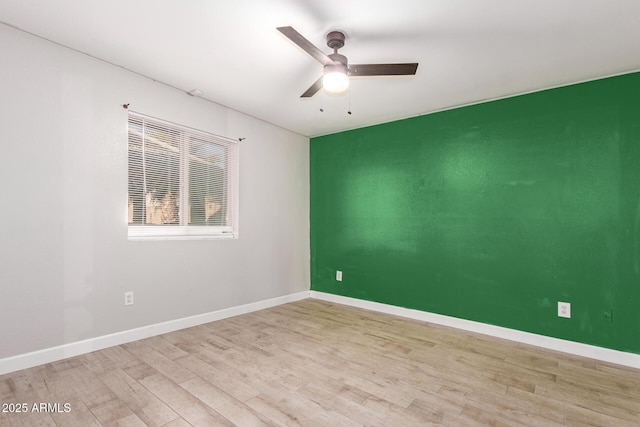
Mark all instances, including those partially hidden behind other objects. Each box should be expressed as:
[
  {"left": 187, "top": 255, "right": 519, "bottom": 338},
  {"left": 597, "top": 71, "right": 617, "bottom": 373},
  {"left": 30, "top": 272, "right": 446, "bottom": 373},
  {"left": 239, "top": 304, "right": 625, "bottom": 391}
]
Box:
[{"left": 0, "top": 24, "right": 309, "bottom": 360}]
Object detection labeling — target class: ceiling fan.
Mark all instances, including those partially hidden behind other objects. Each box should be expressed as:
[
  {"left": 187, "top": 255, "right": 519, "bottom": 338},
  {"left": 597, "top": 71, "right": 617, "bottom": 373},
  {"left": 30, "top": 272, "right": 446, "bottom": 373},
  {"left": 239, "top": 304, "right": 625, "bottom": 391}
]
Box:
[{"left": 277, "top": 26, "right": 419, "bottom": 98}]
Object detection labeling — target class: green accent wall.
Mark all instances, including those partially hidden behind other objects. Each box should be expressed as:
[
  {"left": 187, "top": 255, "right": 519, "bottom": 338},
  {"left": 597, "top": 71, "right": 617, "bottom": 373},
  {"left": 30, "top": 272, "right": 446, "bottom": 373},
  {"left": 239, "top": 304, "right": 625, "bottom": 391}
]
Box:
[{"left": 310, "top": 72, "right": 640, "bottom": 354}]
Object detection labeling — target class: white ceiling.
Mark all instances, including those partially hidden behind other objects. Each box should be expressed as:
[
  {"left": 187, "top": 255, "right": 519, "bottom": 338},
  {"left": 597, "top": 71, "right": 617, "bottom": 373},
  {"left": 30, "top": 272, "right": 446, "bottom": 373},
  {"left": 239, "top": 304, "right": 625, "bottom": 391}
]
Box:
[{"left": 1, "top": 0, "right": 639, "bottom": 137}]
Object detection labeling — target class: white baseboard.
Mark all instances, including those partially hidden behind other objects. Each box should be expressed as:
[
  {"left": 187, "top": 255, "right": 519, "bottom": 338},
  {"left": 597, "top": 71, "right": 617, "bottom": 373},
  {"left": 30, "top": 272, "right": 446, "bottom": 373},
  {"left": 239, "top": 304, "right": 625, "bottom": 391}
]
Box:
[
  {"left": 310, "top": 291, "right": 640, "bottom": 370},
  {"left": 3, "top": 290, "right": 638, "bottom": 376},
  {"left": 0, "top": 291, "right": 309, "bottom": 376}
]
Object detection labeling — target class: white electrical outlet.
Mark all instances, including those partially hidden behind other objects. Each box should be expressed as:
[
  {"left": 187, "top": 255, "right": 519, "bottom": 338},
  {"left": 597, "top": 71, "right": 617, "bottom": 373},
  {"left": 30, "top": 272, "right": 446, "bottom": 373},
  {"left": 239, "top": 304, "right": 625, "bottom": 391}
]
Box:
[
  {"left": 336, "top": 270, "right": 343, "bottom": 281},
  {"left": 558, "top": 301, "right": 570, "bottom": 318},
  {"left": 124, "top": 291, "right": 134, "bottom": 306}
]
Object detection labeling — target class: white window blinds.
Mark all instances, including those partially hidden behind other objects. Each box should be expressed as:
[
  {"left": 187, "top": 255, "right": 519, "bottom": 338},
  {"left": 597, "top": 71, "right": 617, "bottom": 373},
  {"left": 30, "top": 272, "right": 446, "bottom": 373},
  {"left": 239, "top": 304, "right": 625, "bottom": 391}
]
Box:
[{"left": 127, "top": 112, "right": 238, "bottom": 240}]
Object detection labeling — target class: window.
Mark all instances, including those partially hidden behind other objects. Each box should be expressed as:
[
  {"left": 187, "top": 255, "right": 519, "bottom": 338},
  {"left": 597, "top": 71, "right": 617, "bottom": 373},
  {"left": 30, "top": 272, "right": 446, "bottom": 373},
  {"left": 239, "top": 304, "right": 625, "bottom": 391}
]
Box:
[{"left": 127, "top": 112, "right": 238, "bottom": 240}]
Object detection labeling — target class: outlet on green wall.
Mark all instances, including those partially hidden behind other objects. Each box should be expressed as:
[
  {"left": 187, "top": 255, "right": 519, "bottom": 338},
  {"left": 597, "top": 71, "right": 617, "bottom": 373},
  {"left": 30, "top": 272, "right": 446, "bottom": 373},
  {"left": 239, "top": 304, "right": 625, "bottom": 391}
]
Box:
[{"left": 310, "top": 72, "right": 640, "bottom": 354}]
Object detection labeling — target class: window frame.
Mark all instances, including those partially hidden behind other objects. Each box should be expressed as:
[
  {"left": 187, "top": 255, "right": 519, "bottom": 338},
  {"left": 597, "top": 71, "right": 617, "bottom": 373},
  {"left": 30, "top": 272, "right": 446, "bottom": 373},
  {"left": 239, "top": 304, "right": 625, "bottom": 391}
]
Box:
[{"left": 127, "top": 111, "right": 239, "bottom": 241}]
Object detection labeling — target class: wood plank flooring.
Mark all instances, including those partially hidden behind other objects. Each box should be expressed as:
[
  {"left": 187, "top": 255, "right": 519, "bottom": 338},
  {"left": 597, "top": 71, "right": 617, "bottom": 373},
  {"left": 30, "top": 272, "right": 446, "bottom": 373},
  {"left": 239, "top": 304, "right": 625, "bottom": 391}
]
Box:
[{"left": 1, "top": 299, "right": 639, "bottom": 426}]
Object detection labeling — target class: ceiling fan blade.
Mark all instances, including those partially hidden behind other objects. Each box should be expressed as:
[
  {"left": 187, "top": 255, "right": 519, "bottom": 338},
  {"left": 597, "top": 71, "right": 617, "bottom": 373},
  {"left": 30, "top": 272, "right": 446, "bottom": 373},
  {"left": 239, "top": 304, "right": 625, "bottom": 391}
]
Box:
[
  {"left": 277, "top": 26, "right": 333, "bottom": 65},
  {"left": 348, "top": 63, "right": 419, "bottom": 76},
  {"left": 301, "top": 77, "right": 323, "bottom": 98}
]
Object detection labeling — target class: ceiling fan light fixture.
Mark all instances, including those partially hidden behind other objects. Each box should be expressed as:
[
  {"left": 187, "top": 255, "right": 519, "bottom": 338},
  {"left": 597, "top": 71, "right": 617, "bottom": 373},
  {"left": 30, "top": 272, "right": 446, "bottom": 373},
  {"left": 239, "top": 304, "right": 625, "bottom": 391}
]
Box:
[{"left": 322, "top": 64, "right": 349, "bottom": 95}]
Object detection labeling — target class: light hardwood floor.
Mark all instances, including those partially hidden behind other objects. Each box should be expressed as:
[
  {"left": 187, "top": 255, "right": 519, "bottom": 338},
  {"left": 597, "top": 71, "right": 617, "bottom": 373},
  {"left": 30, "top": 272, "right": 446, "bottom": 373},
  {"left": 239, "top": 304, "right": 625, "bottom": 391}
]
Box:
[{"left": 1, "top": 299, "right": 639, "bottom": 426}]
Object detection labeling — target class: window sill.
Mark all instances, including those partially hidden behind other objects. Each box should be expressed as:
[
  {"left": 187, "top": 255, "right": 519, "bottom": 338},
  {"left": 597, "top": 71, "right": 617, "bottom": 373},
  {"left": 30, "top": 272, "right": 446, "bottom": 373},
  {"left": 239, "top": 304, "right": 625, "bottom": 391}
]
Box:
[{"left": 128, "top": 225, "right": 237, "bottom": 241}]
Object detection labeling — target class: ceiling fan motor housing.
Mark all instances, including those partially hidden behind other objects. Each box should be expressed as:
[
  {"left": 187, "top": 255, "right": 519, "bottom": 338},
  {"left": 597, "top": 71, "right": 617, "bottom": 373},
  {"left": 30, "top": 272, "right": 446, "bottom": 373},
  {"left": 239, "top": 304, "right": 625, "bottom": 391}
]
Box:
[{"left": 328, "top": 52, "right": 348, "bottom": 67}]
